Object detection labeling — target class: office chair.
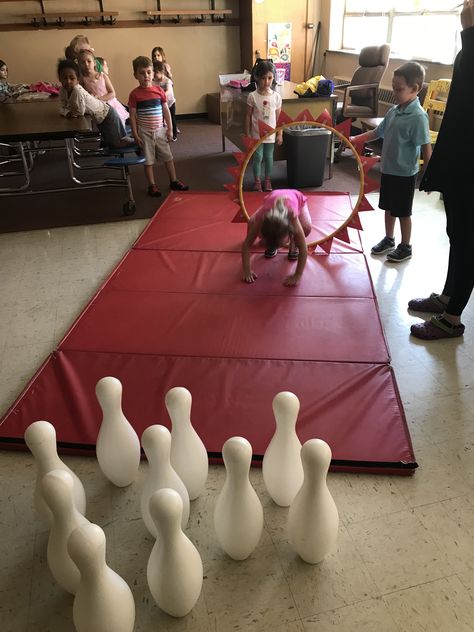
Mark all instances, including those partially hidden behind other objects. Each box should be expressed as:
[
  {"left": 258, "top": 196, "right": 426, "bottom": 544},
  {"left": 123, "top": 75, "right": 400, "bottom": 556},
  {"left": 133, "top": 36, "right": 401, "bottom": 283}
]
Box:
[{"left": 334, "top": 44, "right": 390, "bottom": 158}]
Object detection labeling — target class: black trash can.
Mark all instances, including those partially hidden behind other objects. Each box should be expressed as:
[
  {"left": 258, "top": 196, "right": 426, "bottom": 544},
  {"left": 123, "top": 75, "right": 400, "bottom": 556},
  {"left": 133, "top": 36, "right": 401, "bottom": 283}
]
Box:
[{"left": 284, "top": 127, "right": 331, "bottom": 188}]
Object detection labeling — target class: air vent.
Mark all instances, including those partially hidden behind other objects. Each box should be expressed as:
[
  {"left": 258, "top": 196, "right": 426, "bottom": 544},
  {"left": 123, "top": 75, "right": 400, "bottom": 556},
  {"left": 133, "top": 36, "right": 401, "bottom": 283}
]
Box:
[
  {"left": 333, "top": 76, "right": 350, "bottom": 87},
  {"left": 378, "top": 87, "right": 396, "bottom": 105}
]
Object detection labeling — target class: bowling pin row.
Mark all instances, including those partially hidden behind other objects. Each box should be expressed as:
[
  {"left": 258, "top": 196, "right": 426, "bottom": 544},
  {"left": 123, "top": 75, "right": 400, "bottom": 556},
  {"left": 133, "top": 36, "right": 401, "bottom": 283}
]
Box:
[
  {"left": 24, "top": 421, "right": 202, "bottom": 628},
  {"left": 23, "top": 386, "right": 339, "bottom": 626},
  {"left": 95, "top": 378, "right": 208, "bottom": 500}
]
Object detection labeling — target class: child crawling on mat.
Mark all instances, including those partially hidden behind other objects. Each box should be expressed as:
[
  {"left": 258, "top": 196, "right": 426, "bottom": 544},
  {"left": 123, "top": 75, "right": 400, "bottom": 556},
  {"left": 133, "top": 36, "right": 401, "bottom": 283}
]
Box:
[{"left": 241, "top": 189, "right": 311, "bottom": 287}]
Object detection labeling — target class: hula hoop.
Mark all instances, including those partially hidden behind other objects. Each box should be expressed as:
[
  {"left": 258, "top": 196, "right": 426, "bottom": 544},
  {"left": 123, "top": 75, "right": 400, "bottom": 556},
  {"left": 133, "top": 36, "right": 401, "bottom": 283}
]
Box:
[{"left": 237, "top": 121, "right": 365, "bottom": 248}]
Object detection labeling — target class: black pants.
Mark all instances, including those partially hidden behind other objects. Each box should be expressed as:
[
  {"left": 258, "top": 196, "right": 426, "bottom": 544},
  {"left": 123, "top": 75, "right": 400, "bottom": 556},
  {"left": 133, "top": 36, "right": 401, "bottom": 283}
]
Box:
[
  {"left": 442, "top": 187, "right": 474, "bottom": 317},
  {"left": 169, "top": 102, "right": 177, "bottom": 139}
]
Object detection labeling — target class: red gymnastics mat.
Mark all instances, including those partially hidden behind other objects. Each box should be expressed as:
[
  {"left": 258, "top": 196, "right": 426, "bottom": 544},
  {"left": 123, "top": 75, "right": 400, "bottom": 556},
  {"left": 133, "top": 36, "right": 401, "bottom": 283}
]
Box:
[{"left": 0, "top": 192, "right": 417, "bottom": 474}]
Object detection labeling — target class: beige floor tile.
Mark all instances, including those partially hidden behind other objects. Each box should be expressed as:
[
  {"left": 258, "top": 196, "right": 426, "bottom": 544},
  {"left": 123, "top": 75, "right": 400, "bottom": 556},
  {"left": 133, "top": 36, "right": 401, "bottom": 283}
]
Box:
[
  {"left": 203, "top": 542, "right": 299, "bottom": 631},
  {"left": 383, "top": 575, "right": 474, "bottom": 632},
  {"left": 302, "top": 597, "right": 399, "bottom": 631},
  {"left": 347, "top": 509, "right": 453, "bottom": 594},
  {"left": 458, "top": 569, "right": 474, "bottom": 592},
  {"left": 0, "top": 587, "right": 30, "bottom": 632},
  {"left": 403, "top": 389, "right": 474, "bottom": 446},
  {"left": 415, "top": 494, "right": 474, "bottom": 574},
  {"left": 329, "top": 472, "right": 408, "bottom": 524},
  {"left": 277, "top": 526, "right": 379, "bottom": 618},
  {"left": 393, "top": 442, "right": 473, "bottom": 507}
]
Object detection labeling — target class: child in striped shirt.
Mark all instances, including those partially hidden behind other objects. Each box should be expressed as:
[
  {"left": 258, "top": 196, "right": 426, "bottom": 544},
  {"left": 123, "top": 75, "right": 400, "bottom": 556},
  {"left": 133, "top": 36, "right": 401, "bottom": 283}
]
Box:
[{"left": 128, "top": 56, "right": 188, "bottom": 197}]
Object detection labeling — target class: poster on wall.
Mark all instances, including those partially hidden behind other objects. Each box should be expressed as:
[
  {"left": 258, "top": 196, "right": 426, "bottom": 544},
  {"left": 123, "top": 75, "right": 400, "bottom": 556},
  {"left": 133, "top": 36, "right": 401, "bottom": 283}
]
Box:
[{"left": 267, "top": 22, "right": 292, "bottom": 80}]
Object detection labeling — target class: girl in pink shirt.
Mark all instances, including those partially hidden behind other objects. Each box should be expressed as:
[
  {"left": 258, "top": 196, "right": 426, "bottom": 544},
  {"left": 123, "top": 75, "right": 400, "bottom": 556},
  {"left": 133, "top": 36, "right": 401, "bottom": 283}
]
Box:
[{"left": 241, "top": 189, "right": 312, "bottom": 287}]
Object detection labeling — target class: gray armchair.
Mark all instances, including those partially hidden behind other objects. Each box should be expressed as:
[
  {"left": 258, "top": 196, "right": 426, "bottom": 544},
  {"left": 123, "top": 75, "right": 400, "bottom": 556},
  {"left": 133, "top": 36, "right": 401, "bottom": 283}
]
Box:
[
  {"left": 334, "top": 44, "right": 390, "bottom": 159},
  {"left": 335, "top": 44, "right": 391, "bottom": 123}
]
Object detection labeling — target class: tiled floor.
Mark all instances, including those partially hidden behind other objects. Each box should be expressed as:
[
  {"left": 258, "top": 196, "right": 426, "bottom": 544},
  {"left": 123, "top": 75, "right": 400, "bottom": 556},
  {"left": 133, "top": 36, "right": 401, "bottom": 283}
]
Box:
[{"left": 1, "top": 189, "right": 474, "bottom": 631}]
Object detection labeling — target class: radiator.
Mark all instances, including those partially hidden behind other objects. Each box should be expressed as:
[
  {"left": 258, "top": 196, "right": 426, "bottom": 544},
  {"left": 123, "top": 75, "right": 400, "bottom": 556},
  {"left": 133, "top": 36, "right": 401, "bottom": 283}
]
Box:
[
  {"left": 334, "top": 77, "right": 395, "bottom": 102},
  {"left": 378, "top": 87, "right": 396, "bottom": 105}
]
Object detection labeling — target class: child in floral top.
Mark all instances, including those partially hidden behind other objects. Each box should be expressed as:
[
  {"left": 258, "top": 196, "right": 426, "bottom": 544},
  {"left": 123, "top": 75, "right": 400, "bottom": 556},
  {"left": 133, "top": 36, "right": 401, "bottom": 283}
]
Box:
[{"left": 245, "top": 61, "right": 282, "bottom": 192}]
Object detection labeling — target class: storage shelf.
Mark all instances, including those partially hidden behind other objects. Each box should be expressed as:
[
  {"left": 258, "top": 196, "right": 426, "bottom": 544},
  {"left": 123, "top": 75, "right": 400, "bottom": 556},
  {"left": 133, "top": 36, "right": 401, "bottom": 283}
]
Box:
[
  {"left": 0, "top": 1, "right": 235, "bottom": 30},
  {"left": 25, "top": 11, "right": 119, "bottom": 26},
  {"left": 146, "top": 9, "right": 232, "bottom": 24}
]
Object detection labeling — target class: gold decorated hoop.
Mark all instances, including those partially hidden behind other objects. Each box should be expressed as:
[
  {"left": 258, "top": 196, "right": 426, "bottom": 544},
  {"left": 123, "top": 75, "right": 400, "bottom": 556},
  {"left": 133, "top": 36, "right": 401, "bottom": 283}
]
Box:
[{"left": 237, "top": 121, "right": 365, "bottom": 249}]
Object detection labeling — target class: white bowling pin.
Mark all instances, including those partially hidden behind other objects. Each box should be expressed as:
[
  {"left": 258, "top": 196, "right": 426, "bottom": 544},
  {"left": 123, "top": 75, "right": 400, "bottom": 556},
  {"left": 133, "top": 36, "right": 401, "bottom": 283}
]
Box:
[
  {"left": 24, "top": 420, "right": 86, "bottom": 525},
  {"left": 147, "top": 488, "right": 203, "bottom": 617},
  {"left": 141, "top": 425, "right": 190, "bottom": 536},
  {"left": 166, "top": 386, "right": 208, "bottom": 500},
  {"left": 287, "top": 439, "right": 339, "bottom": 564},
  {"left": 262, "top": 391, "right": 304, "bottom": 507},
  {"left": 213, "top": 436, "right": 263, "bottom": 560},
  {"left": 41, "top": 469, "right": 89, "bottom": 594},
  {"left": 95, "top": 376, "right": 140, "bottom": 487},
  {"left": 68, "top": 523, "right": 135, "bottom": 632}
]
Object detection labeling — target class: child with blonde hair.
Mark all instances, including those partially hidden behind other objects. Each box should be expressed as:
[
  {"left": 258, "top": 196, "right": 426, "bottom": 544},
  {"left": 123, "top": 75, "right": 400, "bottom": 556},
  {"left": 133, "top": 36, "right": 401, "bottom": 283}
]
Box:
[
  {"left": 78, "top": 49, "right": 128, "bottom": 127},
  {"left": 151, "top": 46, "right": 172, "bottom": 79},
  {"left": 241, "top": 189, "right": 312, "bottom": 287},
  {"left": 153, "top": 60, "right": 177, "bottom": 140}
]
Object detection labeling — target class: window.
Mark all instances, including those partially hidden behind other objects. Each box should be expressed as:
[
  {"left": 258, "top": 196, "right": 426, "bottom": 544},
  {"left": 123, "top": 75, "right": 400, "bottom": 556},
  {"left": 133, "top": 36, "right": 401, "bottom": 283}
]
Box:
[{"left": 343, "top": 1, "right": 462, "bottom": 64}]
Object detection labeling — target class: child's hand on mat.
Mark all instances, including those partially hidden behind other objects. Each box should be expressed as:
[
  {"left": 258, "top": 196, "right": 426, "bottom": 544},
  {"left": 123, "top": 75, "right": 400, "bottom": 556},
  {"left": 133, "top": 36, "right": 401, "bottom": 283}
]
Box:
[
  {"left": 283, "top": 274, "right": 301, "bottom": 287},
  {"left": 242, "top": 270, "right": 258, "bottom": 283}
]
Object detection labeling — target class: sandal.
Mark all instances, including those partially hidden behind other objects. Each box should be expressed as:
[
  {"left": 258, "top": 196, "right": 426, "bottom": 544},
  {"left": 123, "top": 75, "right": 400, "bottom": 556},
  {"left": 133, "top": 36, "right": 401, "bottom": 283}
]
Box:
[
  {"left": 288, "top": 249, "right": 299, "bottom": 261},
  {"left": 410, "top": 315, "right": 465, "bottom": 340},
  {"left": 408, "top": 293, "right": 447, "bottom": 313}
]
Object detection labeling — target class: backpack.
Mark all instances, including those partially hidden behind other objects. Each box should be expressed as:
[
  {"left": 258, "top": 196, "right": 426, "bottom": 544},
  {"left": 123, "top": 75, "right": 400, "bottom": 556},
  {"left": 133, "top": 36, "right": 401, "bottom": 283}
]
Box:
[{"left": 316, "top": 79, "right": 334, "bottom": 96}]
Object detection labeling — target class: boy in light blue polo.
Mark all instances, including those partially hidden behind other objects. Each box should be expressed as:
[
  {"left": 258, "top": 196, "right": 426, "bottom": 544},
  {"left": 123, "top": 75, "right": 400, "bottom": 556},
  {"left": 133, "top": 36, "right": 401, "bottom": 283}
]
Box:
[{"left": 350, "top": 62, "right": 432, "bottom": 262}]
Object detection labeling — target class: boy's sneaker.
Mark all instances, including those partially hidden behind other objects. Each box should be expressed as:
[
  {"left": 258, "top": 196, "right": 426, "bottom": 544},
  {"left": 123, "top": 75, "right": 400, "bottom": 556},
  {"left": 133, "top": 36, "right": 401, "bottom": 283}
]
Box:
[
  {"left": 147, "top": 184, "right": 162, "bottom": 197},
  {"left": 371, "top": 236, "right": 395, "bottom": 255},
  {"left": 263, "top": 177, "right": 272, "bottom": 192},
  {"left": 169, "top": 180, "right": 189, "bottom": 191},
  {"left": 264, "top": 248, "right": 278, "bottom": 258},
  {"left": 253, "top": 178, "right": 262, "bottom": 192},
  {"left": 386, "top": 243, "right": 412, "bottom": 262}
]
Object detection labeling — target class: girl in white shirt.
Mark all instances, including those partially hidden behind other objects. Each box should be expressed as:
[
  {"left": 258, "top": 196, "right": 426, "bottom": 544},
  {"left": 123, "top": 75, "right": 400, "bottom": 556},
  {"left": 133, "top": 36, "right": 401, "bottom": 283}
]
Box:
[
  {"left": 57, "top": 59, "right": 133, "bottom": 148},
  {"left": 245, "top": 61, "right": 283, "bottom": 192}
]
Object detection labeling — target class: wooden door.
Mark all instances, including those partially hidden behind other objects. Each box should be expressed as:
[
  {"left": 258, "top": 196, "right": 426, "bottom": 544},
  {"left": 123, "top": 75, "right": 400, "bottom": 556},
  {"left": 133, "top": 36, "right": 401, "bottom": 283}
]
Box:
[{"left": 239, "top": 0, "right": 316, "bottom": 83}]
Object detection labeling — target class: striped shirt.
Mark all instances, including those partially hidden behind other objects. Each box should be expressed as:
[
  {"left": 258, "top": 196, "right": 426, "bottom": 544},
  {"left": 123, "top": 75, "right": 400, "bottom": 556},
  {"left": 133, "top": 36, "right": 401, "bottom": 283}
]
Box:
[{"left": 128, "top": 85, "right": 167, "bottom": 132}]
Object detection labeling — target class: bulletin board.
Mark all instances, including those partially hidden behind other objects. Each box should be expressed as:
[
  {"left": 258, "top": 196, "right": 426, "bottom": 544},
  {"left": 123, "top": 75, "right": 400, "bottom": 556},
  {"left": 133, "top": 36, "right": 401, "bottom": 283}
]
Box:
[{"left": 267, "top": 22, "right": 292, "bottom": 80}]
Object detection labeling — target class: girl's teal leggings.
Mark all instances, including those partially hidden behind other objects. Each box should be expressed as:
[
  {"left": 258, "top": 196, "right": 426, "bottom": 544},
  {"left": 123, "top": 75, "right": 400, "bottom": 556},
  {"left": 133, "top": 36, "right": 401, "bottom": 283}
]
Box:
[{"left": 252, "top": 142, "right": 275, "bottom": 180}]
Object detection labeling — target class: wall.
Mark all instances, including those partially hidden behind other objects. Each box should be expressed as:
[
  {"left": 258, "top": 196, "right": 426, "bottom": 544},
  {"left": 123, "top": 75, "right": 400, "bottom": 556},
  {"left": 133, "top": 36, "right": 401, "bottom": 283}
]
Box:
[
  {"left": 0, "top": 25, "right": 241, "bottom": 114},
  {"left": 0, "top": 0, "right": 241, "bottom": 114}
]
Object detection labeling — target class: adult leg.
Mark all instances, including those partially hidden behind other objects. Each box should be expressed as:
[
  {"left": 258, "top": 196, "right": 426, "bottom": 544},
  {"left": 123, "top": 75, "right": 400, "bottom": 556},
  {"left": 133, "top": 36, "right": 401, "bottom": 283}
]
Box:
[
  {"left": 442, "top": 187, "right": 474, "bottom": 320},
  {"left": 410, "top": 186, "right": 473, "bottom": 338}
]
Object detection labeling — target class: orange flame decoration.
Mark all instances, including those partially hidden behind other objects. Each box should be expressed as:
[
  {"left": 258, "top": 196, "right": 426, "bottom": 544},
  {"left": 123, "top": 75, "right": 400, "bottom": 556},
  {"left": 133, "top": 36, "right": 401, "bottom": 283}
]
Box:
[{"left": 224, "top": 109, "right": 381, "bottom": 253}]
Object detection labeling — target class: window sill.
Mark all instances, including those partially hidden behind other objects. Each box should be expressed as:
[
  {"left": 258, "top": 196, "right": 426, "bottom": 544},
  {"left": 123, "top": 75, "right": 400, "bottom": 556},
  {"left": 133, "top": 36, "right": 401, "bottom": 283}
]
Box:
[{"left": 325, "top": 49, "right": 454, "bottom": 67}]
